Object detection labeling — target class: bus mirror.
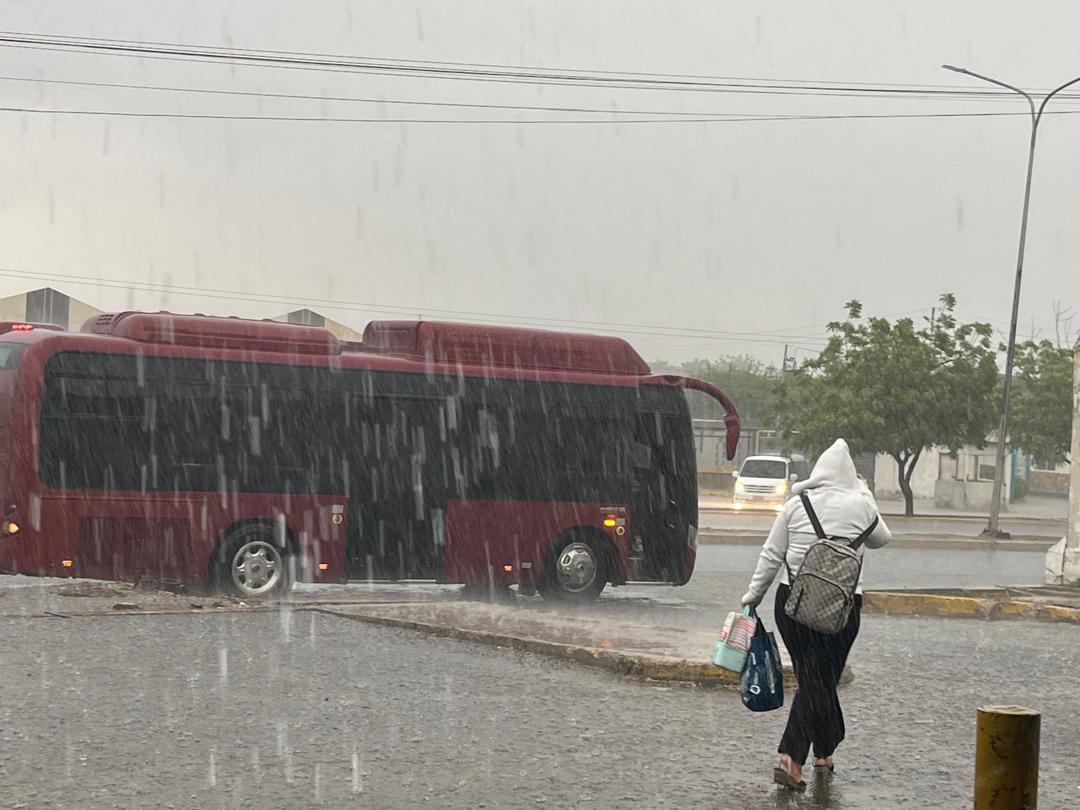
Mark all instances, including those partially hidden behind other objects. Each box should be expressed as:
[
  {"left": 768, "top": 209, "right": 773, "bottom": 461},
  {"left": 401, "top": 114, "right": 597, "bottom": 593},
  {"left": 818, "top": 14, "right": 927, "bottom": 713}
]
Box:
[
  {"left": 731, "top": 470, "right": 739, "bottom": 479},
  {"left": 789, "top": 473, "right": 798, "bottom": 482}
]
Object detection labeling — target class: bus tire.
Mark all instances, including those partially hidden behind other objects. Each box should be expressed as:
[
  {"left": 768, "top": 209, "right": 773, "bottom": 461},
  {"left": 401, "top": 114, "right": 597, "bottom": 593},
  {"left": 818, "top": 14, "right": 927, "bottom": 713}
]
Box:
[
  {"left": 213, "top": 523, "right": 292, "bottom": 600},
  {"left": 539, "top": 530, "right": 607, "bottom": 603}
]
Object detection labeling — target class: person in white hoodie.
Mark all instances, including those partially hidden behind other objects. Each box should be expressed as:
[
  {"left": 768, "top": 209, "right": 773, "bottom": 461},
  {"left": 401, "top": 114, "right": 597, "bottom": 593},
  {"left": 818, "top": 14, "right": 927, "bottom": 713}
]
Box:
[{"left": 740, "top": 438, "right": 891, "bottom": 790}]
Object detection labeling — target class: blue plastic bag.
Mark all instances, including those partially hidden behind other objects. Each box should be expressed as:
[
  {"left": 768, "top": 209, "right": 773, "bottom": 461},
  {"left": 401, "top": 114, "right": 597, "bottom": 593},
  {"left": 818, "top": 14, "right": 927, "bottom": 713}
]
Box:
[{"left": 740, "top": 612, "right": 784, "bottom": 712}]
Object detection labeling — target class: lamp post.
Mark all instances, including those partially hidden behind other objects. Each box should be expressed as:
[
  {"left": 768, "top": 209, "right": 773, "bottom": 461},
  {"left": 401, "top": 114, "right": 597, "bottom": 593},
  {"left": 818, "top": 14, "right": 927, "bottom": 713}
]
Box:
[{"left": 942, "top": 65, "right": 1080, "bottom": 537}]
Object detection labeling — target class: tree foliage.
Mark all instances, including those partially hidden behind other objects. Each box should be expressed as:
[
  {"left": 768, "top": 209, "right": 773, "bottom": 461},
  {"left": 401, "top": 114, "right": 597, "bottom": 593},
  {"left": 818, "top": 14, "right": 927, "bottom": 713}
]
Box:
[
  {"left": 770, "top": 295, "right": 998, "bottom": 515},
  {"left": 652, "top": 354, "right": 781, "bottom": 424},
  {"left": 1010, "top": 339, "right": 1076, "bottom": 467}
]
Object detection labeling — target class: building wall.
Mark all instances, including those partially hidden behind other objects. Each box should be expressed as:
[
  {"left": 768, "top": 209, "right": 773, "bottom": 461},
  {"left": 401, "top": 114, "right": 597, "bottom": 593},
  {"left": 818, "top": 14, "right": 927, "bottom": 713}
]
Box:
[
  {"left": 322, "top": 320, "right": 364, "bottom": 342},
  {"left": 874, "top": 442, "right": 1015, "bottom": 504},
  {"left": 272, "top": 311, "right": 364, "bottom": 342},
  {"left": 0, "top": 289, "right": 101, "bottom": 330},
  {"left": 68, "top": 298, "right": 104, "bottom": 331},
  {"left": 873, "top": 448, "right": 941, "bottom": 499},
  {"left": 0, "top": 294, "right": 27, "bottom": 323},
  {"left": 1052, "top": 353, "right": 1080, "bottom": 583}
]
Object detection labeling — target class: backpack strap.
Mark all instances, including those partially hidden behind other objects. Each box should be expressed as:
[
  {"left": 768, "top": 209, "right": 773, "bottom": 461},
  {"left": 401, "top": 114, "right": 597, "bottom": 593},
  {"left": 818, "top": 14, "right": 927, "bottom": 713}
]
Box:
[
  {"left": 798, "top": 492, "right": 827, "bottom": 540},
  {"left": 850, "top": 516, "right": 880, "bottom": 551},
  {"left": 799, "top": 491, "right": 880, "bottom": 550}
]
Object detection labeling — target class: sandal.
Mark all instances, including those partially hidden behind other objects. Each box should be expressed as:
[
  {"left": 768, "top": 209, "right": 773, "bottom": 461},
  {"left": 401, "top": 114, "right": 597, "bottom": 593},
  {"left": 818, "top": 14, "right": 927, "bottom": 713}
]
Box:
[
  {"left": 813, "top": 758, "right": 835, "bottom": 772},
  {"left": 773, "top": 756, "right": 807, "bottom": 792}
]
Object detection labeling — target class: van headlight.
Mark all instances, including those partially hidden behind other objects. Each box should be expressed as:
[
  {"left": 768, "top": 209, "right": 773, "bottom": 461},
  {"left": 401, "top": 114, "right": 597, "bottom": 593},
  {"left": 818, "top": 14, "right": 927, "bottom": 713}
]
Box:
[
  {"left": 774, "top": 482, "right": 787, "bottom": 494},
  {"left": 735, "top": 479, "right": 745, "bottom": 491}
]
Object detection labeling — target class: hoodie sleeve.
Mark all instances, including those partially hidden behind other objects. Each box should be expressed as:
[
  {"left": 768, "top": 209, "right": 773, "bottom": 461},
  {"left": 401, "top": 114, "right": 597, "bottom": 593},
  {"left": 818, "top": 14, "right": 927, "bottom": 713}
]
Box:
[
  {"left": 740, "top": 508, "right": 791, "bottom": 606},
  {"left": 863, "top": 511, "right": 891, "bottom": 549}
]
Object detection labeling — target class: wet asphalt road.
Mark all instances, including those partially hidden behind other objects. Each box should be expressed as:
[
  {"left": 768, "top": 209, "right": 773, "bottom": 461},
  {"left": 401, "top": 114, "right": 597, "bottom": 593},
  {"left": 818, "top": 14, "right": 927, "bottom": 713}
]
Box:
[{"left": 3, "top": 607, "right": 1079, "bottom": 809}]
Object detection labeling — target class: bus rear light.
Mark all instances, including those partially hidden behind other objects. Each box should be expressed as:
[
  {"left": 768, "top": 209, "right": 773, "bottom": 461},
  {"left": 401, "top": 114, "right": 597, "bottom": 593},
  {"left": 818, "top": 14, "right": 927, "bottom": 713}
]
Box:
[
  {"left": 503, "top": 564, "right": 513, "bottom": 573},
  {"left": 2, "top": 520, "right": 19, "bottom": 535},
  {"left": 603, "top": 518, "right": 617, "bottom": 528},
  {"left": 10, "top": 323, "right": 33, "bottom": 332},
  {"left": 615, "top": 526, "right": 626, "bottom": 536},
  {"left": 318, "top": 563, "right": 329, "bottom": 571},
  {"left": 61, "top": 559, "right": 73, "bottom": 567}
]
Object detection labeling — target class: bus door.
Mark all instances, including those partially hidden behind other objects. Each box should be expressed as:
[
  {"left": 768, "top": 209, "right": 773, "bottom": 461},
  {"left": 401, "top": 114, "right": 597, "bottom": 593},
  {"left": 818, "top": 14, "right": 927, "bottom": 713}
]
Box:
[
  {"left": 345, "top": 371, "right": 449, "bottom": 581},
  {"left": 632, "top": 387, "right": 697, "bottom": 583},
  {"left": 633, "top": 377, "right": 740, "bottom": 584}
]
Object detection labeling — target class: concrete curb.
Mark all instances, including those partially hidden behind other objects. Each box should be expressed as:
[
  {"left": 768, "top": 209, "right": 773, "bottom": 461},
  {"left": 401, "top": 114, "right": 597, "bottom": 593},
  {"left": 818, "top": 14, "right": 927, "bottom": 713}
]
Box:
[
  {"left": 311, "top": 606, "right": 819, "bottom": 690},
  {"left": 863, "top": 591, "right": 1080, "bottom": 624}
]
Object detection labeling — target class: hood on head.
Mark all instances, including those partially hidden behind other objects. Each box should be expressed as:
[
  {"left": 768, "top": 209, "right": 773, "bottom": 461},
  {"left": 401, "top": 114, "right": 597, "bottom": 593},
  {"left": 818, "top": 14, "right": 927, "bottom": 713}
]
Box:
[{"left": 791, "top": 438, "right": 861, "bottom": 494}]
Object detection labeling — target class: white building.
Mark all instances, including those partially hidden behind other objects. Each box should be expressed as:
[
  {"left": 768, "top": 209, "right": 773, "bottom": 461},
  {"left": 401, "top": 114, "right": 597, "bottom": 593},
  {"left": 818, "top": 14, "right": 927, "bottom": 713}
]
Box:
[
  {"left": 271, "top": 308, "right": 364, "bottom": 342},
  {"left": 0, "top": 287, "right": 103, "bottom": 331},
  {"left": 873, "top": 435, "right": 1013, "bottom": 510}
]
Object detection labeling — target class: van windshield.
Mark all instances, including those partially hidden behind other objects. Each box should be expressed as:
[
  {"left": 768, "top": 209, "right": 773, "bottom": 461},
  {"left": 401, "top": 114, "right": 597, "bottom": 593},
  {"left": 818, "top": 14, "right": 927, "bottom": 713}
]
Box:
[{"left": 740, "top": 459, "right": 787, "bottom": 479}]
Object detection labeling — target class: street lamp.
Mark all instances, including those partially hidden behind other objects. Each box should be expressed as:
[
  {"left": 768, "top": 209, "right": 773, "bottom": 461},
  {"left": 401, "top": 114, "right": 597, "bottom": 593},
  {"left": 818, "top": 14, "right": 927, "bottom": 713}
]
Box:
[{"left": 942, "top": 64, "right": 1080, "bottom": 538}]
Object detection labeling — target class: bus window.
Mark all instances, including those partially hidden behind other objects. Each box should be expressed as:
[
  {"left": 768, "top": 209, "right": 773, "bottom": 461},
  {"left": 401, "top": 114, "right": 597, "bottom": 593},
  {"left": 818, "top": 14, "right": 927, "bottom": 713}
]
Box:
[{"left": 0, "top": 342, "right": 26, "bottom": 370}]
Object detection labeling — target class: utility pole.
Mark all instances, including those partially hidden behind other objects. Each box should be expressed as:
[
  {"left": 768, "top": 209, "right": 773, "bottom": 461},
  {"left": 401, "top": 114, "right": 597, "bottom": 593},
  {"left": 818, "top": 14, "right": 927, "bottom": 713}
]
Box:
[
  {"left": 782, "top": 344, "right": 790, "bottom": 377},
  {"left": 942, "top": 64, "right": 1080, "bottom": 538}
]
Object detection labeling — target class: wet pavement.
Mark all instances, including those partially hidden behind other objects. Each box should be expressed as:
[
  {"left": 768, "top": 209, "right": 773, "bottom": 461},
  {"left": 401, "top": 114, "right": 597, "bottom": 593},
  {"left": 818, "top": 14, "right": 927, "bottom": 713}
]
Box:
[
  {"left": 2, "top": 608, "right": 1078, "bottom": 809},
  {"left": 0, "top": 544, "right": 1064, "bottom": 808}
]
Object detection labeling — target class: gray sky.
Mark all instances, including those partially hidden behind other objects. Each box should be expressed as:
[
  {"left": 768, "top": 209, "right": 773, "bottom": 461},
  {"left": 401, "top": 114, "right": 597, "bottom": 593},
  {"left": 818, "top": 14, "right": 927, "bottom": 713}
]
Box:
[{"left": 1, "top": 0, "right": 1079, "bottom": 364}]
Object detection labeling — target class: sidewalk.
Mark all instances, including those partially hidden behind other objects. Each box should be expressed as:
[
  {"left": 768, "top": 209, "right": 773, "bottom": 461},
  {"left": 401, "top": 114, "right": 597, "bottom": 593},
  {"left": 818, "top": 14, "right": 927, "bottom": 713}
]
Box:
[
  {"left": 872, "top": 494, "right": 1067, "bottom": 521},
  {"left": 0, "top": 576, "right": 802, "bottom": 689},
  {"left": 697, "top": 529, "right": 1059, "bottom": 551},
  {"left": 700, "top": 493, "right": 1067, "bottom": 521},
  {"left": 315, "top": 599, "right": 804, "bottom": 689}
]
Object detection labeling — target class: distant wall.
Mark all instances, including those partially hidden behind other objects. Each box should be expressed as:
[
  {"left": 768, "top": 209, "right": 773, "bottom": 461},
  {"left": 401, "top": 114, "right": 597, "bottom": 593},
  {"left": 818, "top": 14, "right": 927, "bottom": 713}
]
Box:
[
  {"left": 1029, "top": 469, "right": 1069, "bottom": 496},
  {"left": 68, "top": 299, "right": 103, "bottom": 331},
  {"left": 0, "top": 296, "right": 27, "bottom": 323},
  {"left": 874, "top": 450, "right": 940, "bottom": 500}
]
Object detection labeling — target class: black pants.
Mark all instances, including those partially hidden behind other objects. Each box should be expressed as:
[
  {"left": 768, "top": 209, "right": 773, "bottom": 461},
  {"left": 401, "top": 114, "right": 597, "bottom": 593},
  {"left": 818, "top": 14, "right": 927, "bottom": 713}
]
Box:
[{"left": 774, "top": 584, "right": 862, "bottom": 766}]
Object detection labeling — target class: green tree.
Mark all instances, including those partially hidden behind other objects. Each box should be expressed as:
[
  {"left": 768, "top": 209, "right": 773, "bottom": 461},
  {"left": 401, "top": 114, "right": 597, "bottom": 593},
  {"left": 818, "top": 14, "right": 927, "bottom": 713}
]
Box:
[
  {"left": 682, "top": 356, "right": 780, "bottom": 425},
  {"left": 651, "top": 354, "right": 781, "bottom": 425},
  {"left": 1010, "top": 339, "right": 1076, "bottom": 467},
  {"left": 771, "top": 295, "right": 998, "bottom": 515}
]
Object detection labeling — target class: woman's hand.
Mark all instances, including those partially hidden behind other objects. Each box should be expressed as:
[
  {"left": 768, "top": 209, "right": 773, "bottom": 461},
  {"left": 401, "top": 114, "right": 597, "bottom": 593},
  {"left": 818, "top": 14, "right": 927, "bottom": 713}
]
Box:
[{"left": 740, "top": 591, "right": 761, "bottom": 608}]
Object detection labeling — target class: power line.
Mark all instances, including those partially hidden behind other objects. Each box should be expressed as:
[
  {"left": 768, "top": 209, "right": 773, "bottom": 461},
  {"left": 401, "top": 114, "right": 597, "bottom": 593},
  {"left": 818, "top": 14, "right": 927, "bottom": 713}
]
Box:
[
  {"left": 9, "top": 75, "right": 1080, "bottom": 124},
  {"left": 6, "top": 103, "right": 1080, "bottom": 125},
  {"left": 0, "top": 31, "right": 1070, "bottom": 102},
  {"left": 0, "top": 74, "right": 738, "bottom": 118},
  {"left": 0, "top": 266, "right": 831, "bottom": 346},
  {"left": 0, "top": 29, "right": 991, "bottom": 91}
]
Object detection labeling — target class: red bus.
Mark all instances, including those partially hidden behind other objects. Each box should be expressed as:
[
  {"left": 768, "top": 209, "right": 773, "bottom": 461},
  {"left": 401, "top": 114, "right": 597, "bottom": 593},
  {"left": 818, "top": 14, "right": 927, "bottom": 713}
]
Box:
[{"left": 0, "top": 313, "right": 740, "bottom": 600}]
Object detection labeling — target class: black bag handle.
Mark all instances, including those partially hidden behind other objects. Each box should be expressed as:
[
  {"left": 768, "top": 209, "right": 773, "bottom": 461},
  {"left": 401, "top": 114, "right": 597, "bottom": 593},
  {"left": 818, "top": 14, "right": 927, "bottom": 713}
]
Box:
[{"left": 799, "top": 492, "right": 879, "bottom": 550}]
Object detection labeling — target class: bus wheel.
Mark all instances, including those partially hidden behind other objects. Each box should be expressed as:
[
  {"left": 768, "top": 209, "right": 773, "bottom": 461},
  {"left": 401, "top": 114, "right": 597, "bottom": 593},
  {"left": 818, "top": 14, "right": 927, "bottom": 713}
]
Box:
[
  {"left": 215, "top": 524, "right": 290, "bottom": 600},
  {"left": 540, "top": 532, "right": 606, "bottom": 602}
]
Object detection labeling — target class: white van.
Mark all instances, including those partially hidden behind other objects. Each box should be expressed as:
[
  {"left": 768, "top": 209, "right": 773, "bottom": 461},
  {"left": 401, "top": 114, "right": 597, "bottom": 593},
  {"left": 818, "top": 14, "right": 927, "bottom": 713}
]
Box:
[{"left": 731, "top": 454, "right": 809, "bottom": 511}]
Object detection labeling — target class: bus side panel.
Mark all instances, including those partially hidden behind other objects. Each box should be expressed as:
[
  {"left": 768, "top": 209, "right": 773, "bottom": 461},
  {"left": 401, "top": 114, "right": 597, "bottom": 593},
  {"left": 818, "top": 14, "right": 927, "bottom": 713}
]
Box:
[
  {"left": 440, "top": 499, "right": 628, "bottom": 586},
  {"left": 5, "top": 492, "right": 349, "bottom": 587}
]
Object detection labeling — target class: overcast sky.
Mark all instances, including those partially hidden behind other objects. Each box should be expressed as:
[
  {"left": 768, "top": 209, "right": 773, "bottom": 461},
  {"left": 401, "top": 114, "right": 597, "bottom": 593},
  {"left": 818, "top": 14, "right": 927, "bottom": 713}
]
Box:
[{"left": 1, "top": 1, "right": 1079, "bottom": 364}]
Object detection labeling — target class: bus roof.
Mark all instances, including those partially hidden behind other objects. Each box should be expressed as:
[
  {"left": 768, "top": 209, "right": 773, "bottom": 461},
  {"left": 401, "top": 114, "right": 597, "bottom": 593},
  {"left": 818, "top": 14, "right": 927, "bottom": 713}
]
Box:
[
  {"left": 362, "top": 320, "right": 650, "bottom": 376},
  {"left": 59, "top": 311, "right": 652, "bottom": 377}
]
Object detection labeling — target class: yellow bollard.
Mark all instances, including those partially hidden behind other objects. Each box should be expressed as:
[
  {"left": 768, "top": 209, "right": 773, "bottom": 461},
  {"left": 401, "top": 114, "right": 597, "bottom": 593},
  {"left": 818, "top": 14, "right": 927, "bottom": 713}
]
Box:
[{"left": 974, "top": 705, "right": 1040, "bottom": 809}]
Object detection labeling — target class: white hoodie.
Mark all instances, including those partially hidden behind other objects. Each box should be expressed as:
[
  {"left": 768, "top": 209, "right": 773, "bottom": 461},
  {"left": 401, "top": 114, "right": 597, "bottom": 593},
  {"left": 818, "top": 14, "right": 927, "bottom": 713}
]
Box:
[{"left": 740, "top": 439, "right": 891, "bottom": 606}]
